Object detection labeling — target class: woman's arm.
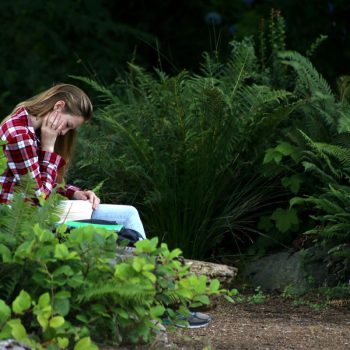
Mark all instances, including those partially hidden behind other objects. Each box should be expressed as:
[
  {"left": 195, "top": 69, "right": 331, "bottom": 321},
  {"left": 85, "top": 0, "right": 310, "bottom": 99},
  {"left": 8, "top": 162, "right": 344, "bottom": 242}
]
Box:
[{"left": 56, "top": 184, "right": 82, "bottom": 199}]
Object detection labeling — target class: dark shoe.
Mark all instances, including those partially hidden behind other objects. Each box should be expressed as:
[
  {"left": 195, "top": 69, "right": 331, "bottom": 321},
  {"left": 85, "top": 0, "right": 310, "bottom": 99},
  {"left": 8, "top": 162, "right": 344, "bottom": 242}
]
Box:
[
  {"left": 179, "top": 311, "right": 212, "bottom": 328},
  {"left": 163, "top": 311, "right": 212, "bottom": 329}
]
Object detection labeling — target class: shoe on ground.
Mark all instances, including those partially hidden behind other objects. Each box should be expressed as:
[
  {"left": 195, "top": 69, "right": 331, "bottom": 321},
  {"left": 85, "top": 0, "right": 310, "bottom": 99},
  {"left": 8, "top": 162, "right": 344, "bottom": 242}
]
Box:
[{"left": 163, "top": 311, "right": 212, "bottom": 329}]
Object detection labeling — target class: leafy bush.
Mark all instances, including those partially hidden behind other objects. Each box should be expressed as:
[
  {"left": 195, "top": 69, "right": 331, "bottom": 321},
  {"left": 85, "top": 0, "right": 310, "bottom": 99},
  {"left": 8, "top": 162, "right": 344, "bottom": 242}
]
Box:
[
  {"left": 258, "top": 51, "right": 350, "bottom": 275},
  {"left": 69, "top": 24, "right": 297, "bottom": 259},
  {"left": 0, "top": 153, "right": 229, "bottom": 349}
]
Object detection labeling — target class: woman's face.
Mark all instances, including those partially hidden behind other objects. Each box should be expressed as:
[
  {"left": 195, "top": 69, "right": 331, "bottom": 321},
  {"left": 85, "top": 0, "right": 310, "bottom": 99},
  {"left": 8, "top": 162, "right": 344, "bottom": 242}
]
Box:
[{"left": 58, "top": 112, "right": 85, "bottom": 135}]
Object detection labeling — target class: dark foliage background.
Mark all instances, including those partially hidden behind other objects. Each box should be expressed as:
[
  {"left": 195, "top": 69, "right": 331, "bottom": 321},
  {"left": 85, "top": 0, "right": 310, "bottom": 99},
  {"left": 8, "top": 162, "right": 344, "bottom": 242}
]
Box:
[{"left": 0, "top": 0, "right": 349, "bottom": 114}]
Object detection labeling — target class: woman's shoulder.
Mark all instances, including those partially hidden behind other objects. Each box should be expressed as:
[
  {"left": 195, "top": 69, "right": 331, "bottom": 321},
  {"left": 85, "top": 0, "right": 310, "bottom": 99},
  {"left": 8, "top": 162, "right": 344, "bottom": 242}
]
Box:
[{"left": 1, "top": 107, "right": 34, "bottom": 141}]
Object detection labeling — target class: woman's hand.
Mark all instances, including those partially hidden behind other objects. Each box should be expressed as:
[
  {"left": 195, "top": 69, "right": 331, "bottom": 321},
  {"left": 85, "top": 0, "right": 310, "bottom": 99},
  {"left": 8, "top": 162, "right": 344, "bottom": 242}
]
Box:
[
  {"left": 73, "top": 190, "right": 100, "bottom": 209},
  {"left": 41, "top": 110, "right": 65, "bottom": 152}
]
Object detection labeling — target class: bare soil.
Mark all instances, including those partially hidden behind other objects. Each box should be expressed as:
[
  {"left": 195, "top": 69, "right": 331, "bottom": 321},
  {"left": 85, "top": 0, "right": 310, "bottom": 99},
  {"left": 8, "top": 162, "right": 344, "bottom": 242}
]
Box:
[{"left": 168, "top": 295, "right": 350, "bottom": 350}]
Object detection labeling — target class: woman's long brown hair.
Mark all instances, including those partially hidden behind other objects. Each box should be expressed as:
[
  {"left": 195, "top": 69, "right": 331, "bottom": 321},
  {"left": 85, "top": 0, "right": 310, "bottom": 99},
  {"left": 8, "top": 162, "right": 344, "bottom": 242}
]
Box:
[{"left": 3, "top": 83, "right": 93, "bottom": 183}]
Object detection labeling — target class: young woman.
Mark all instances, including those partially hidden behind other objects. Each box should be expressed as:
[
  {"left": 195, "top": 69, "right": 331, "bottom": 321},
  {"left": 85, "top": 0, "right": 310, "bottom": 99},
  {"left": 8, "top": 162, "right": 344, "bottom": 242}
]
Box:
[
  {"left": 0, "top": 83, "right": 146, "bottom": 238},
  {"left": 0, "top": 83, "right": 212, "bottom": 328}
]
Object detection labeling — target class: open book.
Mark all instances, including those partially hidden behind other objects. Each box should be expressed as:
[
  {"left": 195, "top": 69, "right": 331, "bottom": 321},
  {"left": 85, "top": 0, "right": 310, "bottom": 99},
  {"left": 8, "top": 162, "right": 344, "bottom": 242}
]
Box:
[{"left": 57, "top": 200, "right": 93, "bottom": 223}]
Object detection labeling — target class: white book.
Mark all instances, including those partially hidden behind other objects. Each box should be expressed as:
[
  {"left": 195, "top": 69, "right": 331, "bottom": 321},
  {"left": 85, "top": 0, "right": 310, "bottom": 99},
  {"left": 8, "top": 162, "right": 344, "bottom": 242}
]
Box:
[{"left": 57, "top": 200, "right": 93, "bottom": 223}]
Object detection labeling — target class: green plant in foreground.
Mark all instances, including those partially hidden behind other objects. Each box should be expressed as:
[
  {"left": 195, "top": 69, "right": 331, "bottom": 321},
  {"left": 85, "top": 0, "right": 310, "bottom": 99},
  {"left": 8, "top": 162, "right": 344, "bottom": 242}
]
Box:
[{"left": 0, "top": 184, "right": 229, "bottom": 349}]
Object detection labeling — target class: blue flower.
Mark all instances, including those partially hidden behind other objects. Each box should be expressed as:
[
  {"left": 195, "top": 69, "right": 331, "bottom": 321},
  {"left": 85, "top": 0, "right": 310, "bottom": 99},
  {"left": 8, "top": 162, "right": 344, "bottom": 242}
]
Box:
[
  {"left": 327, "top": 1, "right": 334, "bottom": 13},
  {"left": 205, "top": 11, "right": 222, "bottom": 25},
  {"left": 242, "top": 0, "right": 255, "bottom": 5},
  {"left": 228, "top": 25, "right": 238, "bottom": 35}
]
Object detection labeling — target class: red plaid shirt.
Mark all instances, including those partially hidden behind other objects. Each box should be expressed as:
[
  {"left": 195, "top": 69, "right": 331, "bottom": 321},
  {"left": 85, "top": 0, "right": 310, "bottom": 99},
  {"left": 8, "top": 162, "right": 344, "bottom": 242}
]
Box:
[{"left": 0, "top": 107, "right": 81, "bottom": 204}]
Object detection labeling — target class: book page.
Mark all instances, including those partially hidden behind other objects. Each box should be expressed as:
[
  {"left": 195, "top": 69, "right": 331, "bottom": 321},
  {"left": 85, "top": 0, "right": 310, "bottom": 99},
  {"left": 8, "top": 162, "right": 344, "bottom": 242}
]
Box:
[{"left": 57, "top": 200, "right": 93, "bottom": 223}]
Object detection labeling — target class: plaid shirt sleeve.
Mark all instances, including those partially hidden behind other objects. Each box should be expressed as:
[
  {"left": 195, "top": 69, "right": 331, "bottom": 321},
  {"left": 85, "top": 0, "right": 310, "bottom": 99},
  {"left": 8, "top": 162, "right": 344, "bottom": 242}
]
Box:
[
  {"left": 5, "top": 132, "right": 66, "bottom": 199},
  {"left": 57, "top": 184, "right": 82, "bottom": 199}
]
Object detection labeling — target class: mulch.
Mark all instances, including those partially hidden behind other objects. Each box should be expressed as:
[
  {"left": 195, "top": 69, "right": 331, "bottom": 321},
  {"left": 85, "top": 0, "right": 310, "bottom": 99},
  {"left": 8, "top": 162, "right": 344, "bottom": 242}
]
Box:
[{"left": 167, "top": 295, "right": 350, "bottom": 350}]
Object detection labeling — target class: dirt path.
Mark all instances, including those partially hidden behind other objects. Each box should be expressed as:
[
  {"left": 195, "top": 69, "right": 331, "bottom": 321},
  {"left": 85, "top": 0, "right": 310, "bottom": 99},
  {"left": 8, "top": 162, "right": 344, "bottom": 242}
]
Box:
[{"left": 168, "top": 296, "right": 350, "bottom": 350}]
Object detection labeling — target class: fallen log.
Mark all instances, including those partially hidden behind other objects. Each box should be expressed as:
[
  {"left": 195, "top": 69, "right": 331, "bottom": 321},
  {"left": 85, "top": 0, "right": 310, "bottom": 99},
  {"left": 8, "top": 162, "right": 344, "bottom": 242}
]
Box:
[{"left": 184, "top": 259, "right": 238, "bottom": 288}]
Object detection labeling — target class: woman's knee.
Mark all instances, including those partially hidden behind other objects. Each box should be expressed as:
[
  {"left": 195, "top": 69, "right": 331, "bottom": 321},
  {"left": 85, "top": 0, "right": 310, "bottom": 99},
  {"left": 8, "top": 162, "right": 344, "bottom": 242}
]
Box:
[{"left": 125, "top": 205, "right": 140, "bottom": 218}]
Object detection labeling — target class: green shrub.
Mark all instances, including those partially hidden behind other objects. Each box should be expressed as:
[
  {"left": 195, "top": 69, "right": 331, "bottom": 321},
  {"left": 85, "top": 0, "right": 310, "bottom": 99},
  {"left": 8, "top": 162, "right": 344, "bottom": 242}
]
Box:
[
  {"left": 0, "top": 203, "right": 227, "bottom": 348},
  {"left": 0, "top": 155, "right": 228, "bottom": 348},
  {"left": 69, "top": 33, "right": 295, "bottom": 259}
]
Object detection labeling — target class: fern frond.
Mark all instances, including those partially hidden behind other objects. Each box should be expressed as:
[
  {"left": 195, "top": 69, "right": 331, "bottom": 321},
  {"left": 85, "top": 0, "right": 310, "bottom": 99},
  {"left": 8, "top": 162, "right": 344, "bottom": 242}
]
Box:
[
  {"left": 221, "top": 38, "right": 257, "bottom": 98},
  {"left": 200, "top": 52, "right": 223, "bottom": 78},
  {"left": 298, "top": 130, "right": 343, "bottom": 179},
  {"left": 77, "top": 281, "right": 155, "bottom": 303},
  {"left": 0, "top": 176, "right": 37, "bottom": 241},
  {"left": 305, "top": 35, "right": 328, "bottom": 58},
  {"left": 236, "top": 84, "right": 291, "bottom": 114},
  {"left": 279, "top": 51, "right": 334, "bottom": 98},
  {"left": 0, "top": 264, "right": 22, "bottom": 302},
  {"left": 302, "top": 161, "right": 338, "bottom": 184},
  {"left": 69, "top": 75, "right": 120, "bottom": 104}
]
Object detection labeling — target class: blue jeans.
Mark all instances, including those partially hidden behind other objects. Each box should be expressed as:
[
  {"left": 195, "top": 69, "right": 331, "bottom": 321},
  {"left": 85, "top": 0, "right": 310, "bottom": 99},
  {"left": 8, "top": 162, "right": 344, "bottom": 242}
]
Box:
[{"left": 91, "top": 204, "right": 146, "bottom": 239}]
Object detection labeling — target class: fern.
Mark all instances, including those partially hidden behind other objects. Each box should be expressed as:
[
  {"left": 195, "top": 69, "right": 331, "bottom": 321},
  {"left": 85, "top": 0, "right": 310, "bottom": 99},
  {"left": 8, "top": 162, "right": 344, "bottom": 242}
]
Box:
[
  {"left": 305, "top": 35, "right": 328, "bottom": 58},
  {"left": 69, "top": 75, "right": 120, "bottom": 104},
  {"left": 279, "top": 50, "right": 334, "bottom": 98},
  {"left": 77, "top": 281, "right": 155, "bottom": 304},
  {"left": 0, "top": 264, "right": 22, "bottom": 302},
  {"left": 0, "top": 176, "right": 37, "bottom": 243}
]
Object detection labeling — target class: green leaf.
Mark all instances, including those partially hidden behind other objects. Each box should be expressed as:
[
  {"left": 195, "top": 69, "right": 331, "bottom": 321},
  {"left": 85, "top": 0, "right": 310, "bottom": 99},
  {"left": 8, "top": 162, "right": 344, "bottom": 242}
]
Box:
[
  {"left": 7, "top": 319, "right": 27, "bottom": 340},
  {"left": 281, "top": 174, "right": 303, "bottom": 194},
  {"left": 49, "top": 316, "right": 65, "bottom": 328},
  {"left": 53, "top": 265, "right": 74, "bottom": 277},
  {"left": 114, "top": 263, "right": 132, "bottom": 279},
  {"left": 34, "top": 224, "right": 55, "bottom": 242},
  {"left": 224, "top": 295, "right": 235, "bottom": 303},
  {"left": 116, "top": 308, "right": 129, "bottom": 319},
  {"left": 0, "top": 244, "right": 12, "bottom": 262},
  {"left": 15, "top": 241, "right": 34, "bottom": 257},
  {"left": 275, "top": 142, "right": 297, "bottom": 156},
  {"left": 12, "top": 290, "right": 31, "bottom": 314},
  {"left": 76, "top": 314, "right": 89, "bottom": 323},
  {"left": 289, "top": 196, "right": 306, "bottom": 208},
  {"left": 263, "top": 148, "right": 283, "bottom": 164},
  {"left": 132, "top": 261, "right": 142, "bottom": 272},
  {"left": 150, "top": 305, "right": 165, "bottom": 318},
  {"left": 135, "top": 237, "right": 158, "bottom": 254},
  {"left": 57, "top": 337, "right": 69, "bottom": 349},
  {"left": 55, "top": 291, "right": 71, "bottom": 299},
  {"left": 143, "top": 263, "right": 155, "bottom": 271},
  {"left": 0, "top": 324, "right": 12, "bottom": 340},
  {"left": 74, "top": 337, "right": 98, "bottom": 350},
  {"left": 53, "top": 298, "right": 70, "bottom": 316},
  {"left": 37, "top": 314, "right": 49, "bottom": 330},
  {"left": 38, "top": 293, "right": 50, "bottom": 308},
  {"left": 168, "top": 248, "right": 182, "bottom": 260},
  {"left": 54, "top": 243, "right": 69, "bottom": 259},
  {"left": 67, "top": 273, "right": 84, "bottom": 288},
  {"left": 193, "top": 295, "right": 210, "bottom": 305},
  {"left": 271, "top": 208, "right": 299, "bottom": 233},
  {"left": 0, "top": 300, "right": 11, "bottom": 325},
  {"left": 209, "top": 279, "right": 220, "bottom": 292},
  {"left": 257, "top": 215, "right": 274, "bottom": 231},
  {"left": 142, "top": 271, "right": 156, "bottom": 283}
]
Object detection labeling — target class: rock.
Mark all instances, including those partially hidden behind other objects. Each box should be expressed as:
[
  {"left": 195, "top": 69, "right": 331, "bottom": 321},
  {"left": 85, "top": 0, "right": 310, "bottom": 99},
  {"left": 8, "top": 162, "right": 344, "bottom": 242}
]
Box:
[
  {"left": 244, "top": 246, "right": 329, "bottom": 295},
  {"left": 0, "top": 339, "right": 33, "bottom": 350},
  {"left": 185, "top": 259, "right": 238, "bottom": 287}
]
